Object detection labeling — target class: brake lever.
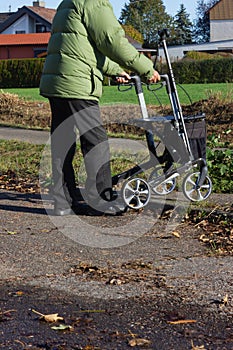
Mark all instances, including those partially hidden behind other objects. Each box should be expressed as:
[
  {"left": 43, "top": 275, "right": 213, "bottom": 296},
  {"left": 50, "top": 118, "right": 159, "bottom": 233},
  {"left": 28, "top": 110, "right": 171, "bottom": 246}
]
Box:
[
  {"left": 147, "top": 80, "right": 166, "bottom": 92},
  {"left": 117, "top": 82, "right": 134, "bottom": 92}
]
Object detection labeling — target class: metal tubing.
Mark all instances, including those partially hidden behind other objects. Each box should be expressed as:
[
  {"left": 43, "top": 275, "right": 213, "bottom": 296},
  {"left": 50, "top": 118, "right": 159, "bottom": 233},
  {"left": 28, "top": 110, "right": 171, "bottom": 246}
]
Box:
[{"left": 161, "top": 39, "right": 193, "bottom": 159}]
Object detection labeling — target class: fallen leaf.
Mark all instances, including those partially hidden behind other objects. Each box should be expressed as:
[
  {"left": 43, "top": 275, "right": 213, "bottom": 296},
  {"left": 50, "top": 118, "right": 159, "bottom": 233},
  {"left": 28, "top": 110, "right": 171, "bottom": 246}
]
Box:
[
  {"left": 222, "top": 294, "right": 228, "bottom": 305},
  {"left": 7, "top": 231, "right": 18, "bottom": 235},
  {"left": 43, "top": 313, "right": 64, "bottom": 323},
  {"left": 191, "top": 340, "right": 206, "bottom": 349},
  {"left": 15, "top": 291, "right": 24, "bottom": 296},
  {"left": 129, "top": 338, "right": 151, "bottom": 347},
  {"left": 31, "top": 309, "right": 64, "bottom": 323},
  {"left": 220, "top": 294, "right": 228, "bottom": 308},
  {"left": 109, "top": 278, "right": 123, "bottom": 285},
  {"left": 167, "top": 319, "right": 197, "bottom": 325},
  {"left": 172, "top": 231, "right": 180, "bottom": 238},
  {"left": 51, "top": 324, "right": 73, "bottom": 331},
  {"left": 199, "top": 234, "right": 210, "bottom": 242}
]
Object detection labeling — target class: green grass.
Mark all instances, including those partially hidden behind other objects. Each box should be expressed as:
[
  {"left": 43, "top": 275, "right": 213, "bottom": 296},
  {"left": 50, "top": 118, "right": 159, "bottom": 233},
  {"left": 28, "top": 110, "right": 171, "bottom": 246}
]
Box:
[
  {"left": 0, "top": 137, "right": 232, "bottom": 194},
  {"left": 0, "top": 140, "right": 43, "bottom": 176},
  {"left": 0, "top": 139, "right": 148, "bottom": 191},
  {"left": 2, "top": 82, "right": 232, "bottom": 105}
]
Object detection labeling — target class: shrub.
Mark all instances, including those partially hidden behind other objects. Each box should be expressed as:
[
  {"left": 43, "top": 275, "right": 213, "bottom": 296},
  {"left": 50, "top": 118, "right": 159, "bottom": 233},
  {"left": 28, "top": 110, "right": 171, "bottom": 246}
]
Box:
[
  {"left": 0, "top": 58, "right": 45, "bottom": 88},
  {"left": 171, "top": 57, "right": 233, "bottom": 84},
  {"left": 184, "top": 51, "right": 233, "bottom": 60},
  {"left": 207, "top": 134, "right": 233, "bottom": 193}
]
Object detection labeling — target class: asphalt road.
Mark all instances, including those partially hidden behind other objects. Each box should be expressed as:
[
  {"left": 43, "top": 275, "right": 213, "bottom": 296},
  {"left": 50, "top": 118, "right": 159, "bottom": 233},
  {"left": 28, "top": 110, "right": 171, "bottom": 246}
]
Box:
[
  {"left": 0, "top": 125, "right": 233, "bottom": 349},
  {"left": 0, "top": 189, "right": 233, "bottom": 349}
]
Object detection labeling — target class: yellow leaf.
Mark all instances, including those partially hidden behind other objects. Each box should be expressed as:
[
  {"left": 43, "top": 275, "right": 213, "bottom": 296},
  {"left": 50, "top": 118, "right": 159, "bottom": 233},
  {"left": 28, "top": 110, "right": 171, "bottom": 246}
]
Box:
[
  {"left": 199, "top": 234, "right": 209, "bottom": 242},
  {"left": 172, "top": 231, "right": 180, "bottom": 238},
  {"left": 15, "top": 291, "right": 24, "bottom": 296},
  {"left": 220, "top": 294, "right": 228, "bottom": 308},
  {"left": 129, "top": 338, "right": 151, "bottom": 347},
  {"left": 167, "top": 319, "right": 197, "bottom": 325},
  {"left": 223, "top": 294, "right": 228, "bottom": 305}
]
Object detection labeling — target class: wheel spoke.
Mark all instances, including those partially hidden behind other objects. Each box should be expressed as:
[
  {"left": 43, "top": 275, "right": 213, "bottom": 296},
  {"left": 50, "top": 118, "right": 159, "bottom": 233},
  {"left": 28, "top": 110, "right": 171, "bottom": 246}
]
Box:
[
  {"left": 125, "top": 194, "right": 136, "bottom": 205},
  {"left": 201, "top": 184, "right": 210, "bottom": 189},
  {"left": 139, "top": 189, "right": 149, "bottom": 195},
  {"left": 135, "top": 197, "right": 144, "bottom": 209},
  {"left": 197, "top": 189, "right": 204, "bottom": 201},
  {"left": 186, "top": 188, "right": 196, "bottom": 196},
  {"left": 125, "top": 183, "right": 135, "bottom": 194},
  {"left": 136, "top": 179, "right": 141, "bottom": 191},
  {"left": 187, "top": 178, "right": 196, "bottom": 186}
]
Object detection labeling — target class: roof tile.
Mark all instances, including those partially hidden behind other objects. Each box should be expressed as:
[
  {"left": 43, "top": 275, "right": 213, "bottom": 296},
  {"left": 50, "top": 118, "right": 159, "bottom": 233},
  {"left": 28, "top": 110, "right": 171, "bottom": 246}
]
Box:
[
  {"left": 0, "top": 32, "right": 50, "bottom": 46},
  {"left": 26, "top": 6, "right": 56, "bottom": 23}
]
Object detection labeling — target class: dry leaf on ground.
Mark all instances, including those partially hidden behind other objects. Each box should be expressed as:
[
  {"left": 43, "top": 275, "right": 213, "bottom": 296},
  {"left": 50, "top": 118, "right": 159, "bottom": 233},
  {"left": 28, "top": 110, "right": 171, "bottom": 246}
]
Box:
[
  {"left": 172, "top": 231, "right": 180, "bottom": 238},
  {"left": 191, "top": 340, "right": 206, "bottom": 349},
  {"left": 32, "top": 309, "right": 64, "bottom": 322},
  {"left": 129, "top": 338, "right": 151, "bottom": 347},
  {"left": 167, "top": 319, "right": 197, "bottom": 325}
]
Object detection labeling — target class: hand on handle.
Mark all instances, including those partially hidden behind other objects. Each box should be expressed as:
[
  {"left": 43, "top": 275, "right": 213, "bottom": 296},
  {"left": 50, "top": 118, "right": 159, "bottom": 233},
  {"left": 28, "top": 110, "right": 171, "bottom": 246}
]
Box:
[
  {"left": 148, "top": 70, "right": 161, "bottom": 84},
  {"left": 116, "top": 71, "right": 131, "bottom": 84}
]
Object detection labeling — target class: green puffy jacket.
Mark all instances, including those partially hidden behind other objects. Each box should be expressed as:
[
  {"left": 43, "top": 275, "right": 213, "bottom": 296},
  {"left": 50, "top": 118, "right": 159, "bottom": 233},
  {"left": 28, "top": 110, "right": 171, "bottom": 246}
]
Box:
[{"left": 40, "top": 0, "right": 154, "bottom": 100}]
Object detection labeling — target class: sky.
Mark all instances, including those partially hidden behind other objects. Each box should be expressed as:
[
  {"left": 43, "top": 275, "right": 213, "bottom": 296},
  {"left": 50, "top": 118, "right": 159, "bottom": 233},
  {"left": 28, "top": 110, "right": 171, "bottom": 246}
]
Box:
[{"left": 0, "top": 1, "right": 197, "bottom": 20}]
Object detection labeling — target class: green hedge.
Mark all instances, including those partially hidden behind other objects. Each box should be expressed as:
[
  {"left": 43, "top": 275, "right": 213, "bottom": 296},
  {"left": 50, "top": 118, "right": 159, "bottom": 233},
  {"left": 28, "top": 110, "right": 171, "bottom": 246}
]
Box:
[
  {"left": 0, "top": 58, "right": 45, "bottom": 88},
  {"left": 0, "top": 56, "right": 232, "bottom": 88},
  {"left": 171, "top": 57, "right": 233, "bottom": 84}
]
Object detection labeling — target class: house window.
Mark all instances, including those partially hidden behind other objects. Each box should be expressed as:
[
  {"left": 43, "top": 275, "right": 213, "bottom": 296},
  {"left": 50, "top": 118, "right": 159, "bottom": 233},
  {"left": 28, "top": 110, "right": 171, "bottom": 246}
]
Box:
[
  {"left": 34, "top": 48, "right": 47, "bottom": 58},
  {"left": 15, "top": 30, "right": 26, "bottom": 34},
  {"left": 36, "top": 23, "right": 47, "bottom": 33}
]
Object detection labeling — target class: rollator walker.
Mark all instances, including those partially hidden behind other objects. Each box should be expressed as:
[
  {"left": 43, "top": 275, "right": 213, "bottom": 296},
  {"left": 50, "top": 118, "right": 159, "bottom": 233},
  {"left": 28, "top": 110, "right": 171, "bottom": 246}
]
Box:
[{"left": 112, "top": 29, "right": 212, "bottom": 210}]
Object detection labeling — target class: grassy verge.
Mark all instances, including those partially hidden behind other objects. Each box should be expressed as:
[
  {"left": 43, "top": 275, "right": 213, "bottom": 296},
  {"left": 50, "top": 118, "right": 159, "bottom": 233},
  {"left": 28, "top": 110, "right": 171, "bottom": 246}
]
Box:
[
  {"left": 2, "top": 82, "right": 233, "bottom": 105},
  {"left": 0, "top": 138, "right": 232, "bottom": 195},
  {"left": 0, "top": 139, "right": 146, "bottom": 193}
]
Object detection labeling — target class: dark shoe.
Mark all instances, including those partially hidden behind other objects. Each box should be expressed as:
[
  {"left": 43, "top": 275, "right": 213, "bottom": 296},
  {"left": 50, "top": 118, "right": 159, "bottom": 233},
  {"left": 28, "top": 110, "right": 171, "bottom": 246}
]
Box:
[{"left": 90, "top": 200, "right": 128, "bottom": 216}]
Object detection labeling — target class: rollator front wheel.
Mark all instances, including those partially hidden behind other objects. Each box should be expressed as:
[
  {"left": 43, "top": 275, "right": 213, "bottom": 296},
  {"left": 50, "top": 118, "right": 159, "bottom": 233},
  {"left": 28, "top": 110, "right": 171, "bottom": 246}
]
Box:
[
  {"left": 182, "top": 172, "right": 212, "bottom": 202},
  {"left": 122, "top": 178, "right": 150, "bottom": 210}
]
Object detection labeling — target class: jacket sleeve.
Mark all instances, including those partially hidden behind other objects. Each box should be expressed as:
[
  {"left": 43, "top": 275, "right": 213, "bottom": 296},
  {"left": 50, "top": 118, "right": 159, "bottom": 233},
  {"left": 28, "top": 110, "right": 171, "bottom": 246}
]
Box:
[
  {"left": 84, "top": 0, "right": 154, "bottom": 80},
  {"left": 102, "top": 57, "right": 123, "bottom": 77}
]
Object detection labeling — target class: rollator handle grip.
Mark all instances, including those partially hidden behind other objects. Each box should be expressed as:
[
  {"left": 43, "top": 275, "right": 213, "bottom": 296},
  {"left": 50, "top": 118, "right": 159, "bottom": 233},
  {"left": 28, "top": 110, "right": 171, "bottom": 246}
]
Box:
[
  {"left": 129, "top": 75, "right": 143, "bottom": 95},
  {"left": 158, "top": 28, "right": 170, "bottom": 41},
  {"left": 160, "top": 74, "right": 171, "bottom": 94}
]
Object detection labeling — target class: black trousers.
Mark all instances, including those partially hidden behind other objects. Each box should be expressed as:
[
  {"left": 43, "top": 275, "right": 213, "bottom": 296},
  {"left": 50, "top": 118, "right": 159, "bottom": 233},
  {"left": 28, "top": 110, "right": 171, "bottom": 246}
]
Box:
[{"left": 49, "top": 97, "right": 112, "bottom": 209}]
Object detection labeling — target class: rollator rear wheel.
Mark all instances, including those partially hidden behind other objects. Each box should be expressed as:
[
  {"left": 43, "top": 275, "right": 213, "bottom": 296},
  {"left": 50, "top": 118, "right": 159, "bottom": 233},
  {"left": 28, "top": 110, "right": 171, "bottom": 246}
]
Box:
[
  {"left": 148, "top": 168, "right": 176, "bottom": 195},
  {"left": 182, "top": 172, "right": 212, "bottom": 202},
  {"left": 122, "top": 178, "right": 150, "bottom": 209}
]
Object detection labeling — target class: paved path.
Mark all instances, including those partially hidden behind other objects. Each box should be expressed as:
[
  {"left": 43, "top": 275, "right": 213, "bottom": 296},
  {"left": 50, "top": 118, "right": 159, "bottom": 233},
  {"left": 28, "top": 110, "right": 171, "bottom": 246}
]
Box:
[
  {"left": 0, "top": 126, "right": 146, "bottom": 152},
  {"left": 0, "top": 126, "right": 50, "bottom": 145},
  {"left": 1, "top": 125, "right": 233, "bottom": 349},
  {"left": 0, "top": 189, "right": 233, "bottom": 349}
]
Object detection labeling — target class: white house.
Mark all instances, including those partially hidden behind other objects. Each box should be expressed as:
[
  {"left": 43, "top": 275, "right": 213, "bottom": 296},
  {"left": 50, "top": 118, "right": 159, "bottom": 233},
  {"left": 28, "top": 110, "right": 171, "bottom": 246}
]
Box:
[
  {"left": 210, "top": 0, "right": 233, "bottom": 42},
  {"left": 0, "top": 1, "right": 55, "bottom": 34},
  {"left": 159, "top": 0, "right": 233, "bottom": 61}
]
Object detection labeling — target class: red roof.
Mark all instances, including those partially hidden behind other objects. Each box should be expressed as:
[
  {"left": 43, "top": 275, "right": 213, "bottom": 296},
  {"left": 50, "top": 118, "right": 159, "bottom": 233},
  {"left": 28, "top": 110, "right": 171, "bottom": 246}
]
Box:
[
  {"left": 26, "top": 6, "right": 56, "bottom": 23},
  {"left": 0, "top": 33, "right": 50, "bottom": 46}
]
